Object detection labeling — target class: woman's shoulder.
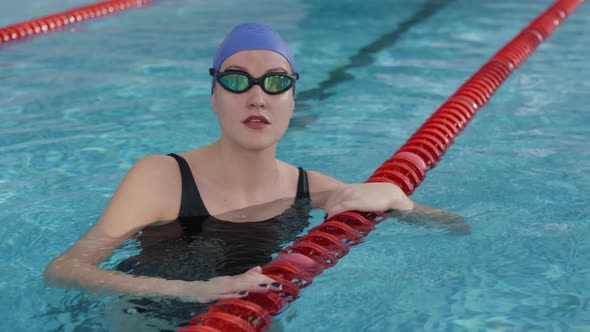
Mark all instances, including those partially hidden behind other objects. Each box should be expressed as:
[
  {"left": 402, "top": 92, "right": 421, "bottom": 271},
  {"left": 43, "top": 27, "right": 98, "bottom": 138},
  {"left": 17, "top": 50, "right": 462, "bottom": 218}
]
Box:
[
  {"left": 275, "top": 159, "right": 300, "bottom": 173},
  {"left": 127, "top": 154, "right": 184, "bottom": 203},
  {"left": 97, "top": 154, "right": 183, "bottom": 237},
  {"left": 133, "top": 154, "right": 179, "bottom": 171}
]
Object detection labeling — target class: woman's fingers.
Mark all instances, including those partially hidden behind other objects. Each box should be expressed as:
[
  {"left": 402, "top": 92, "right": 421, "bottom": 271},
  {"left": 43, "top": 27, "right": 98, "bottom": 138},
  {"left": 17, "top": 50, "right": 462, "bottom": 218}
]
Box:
[
  {"left": 210, "top": 268, "right": 282, "bottom": 297},
  {"left": 325, "top": 203, "right": 347, "bottom": 218},
  {"left": 322, "top": 188, "right": 348, "bottom": 217},
  {"left": 235, "top": 268, "right": 282, "bottom": 293},
  {"left": 215, "top": 291, "right": 250, "bottom": 300},
  {"left": 323, "top": 183, "right": 413, "bottom": 218}
]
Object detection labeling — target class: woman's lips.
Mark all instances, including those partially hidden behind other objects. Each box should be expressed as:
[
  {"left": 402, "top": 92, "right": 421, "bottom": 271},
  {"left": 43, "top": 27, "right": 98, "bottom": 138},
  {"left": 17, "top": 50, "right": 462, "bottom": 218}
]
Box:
[{"left": 243, "top": 115, "right": 270, "bottom": 129}]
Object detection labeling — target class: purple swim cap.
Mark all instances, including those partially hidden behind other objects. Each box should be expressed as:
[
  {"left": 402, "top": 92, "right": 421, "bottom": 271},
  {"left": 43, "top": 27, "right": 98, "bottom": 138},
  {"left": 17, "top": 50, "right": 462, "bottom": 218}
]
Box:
[{"left": 212, "top": 23, "right": 296, "bottom": 73}]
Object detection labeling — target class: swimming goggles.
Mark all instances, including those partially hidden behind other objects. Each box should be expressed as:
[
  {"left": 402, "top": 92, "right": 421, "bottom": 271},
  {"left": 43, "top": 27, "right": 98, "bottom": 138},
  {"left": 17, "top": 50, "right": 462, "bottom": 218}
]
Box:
[{"left": 209, "top": 68, "right": 299, "bottom": 95}]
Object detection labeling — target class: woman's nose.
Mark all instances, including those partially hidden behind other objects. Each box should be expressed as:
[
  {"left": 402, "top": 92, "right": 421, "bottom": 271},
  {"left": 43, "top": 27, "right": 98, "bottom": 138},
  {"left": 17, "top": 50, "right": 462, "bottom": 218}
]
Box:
[{"left": 247, "top": 84, "right": 266, "bottom": 109}]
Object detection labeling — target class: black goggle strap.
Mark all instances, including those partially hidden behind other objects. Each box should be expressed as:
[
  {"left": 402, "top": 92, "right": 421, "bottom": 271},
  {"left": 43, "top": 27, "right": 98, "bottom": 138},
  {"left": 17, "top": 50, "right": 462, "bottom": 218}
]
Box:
[{"left": 209, "top": 68, "right": 299, "bottom": 93}]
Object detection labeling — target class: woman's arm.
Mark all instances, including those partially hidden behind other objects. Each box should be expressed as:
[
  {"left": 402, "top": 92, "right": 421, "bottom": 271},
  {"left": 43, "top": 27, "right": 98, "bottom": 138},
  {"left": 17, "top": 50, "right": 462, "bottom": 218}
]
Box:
[
  {"left": 388, "top": 203, "right": 471, "bottom": 235},
  {"left": 307, "top": 170, "right": 470, "bottom": 234},
  {"left": 45, "top": 224, "right": 193, "bottom": 299},
  {"left": 45, "top": 155, "right": 281, "bottom": 303},
  {"left": 46, "top": 226, "right": 279, "bottom": 302},
  {"left": 307, "top": 170, "right": 414, "bottom": 217}
]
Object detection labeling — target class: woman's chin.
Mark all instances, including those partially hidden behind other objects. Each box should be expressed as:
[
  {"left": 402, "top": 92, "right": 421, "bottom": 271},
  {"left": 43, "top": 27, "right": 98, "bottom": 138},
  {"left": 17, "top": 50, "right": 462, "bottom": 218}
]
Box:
[
  {"left": 236, "top": 139, "right": 275, "bottom": 152},
  {"left": 236, "top": 134, "right": 282, "bottom": 152}
]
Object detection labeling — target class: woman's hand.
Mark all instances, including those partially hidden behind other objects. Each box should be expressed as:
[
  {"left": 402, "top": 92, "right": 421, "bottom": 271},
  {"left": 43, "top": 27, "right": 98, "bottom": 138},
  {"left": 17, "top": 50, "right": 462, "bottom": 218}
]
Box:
[
  {"left": 323, "top": 182, "right": 414, "bottom": 218},
  {"left": 182, "top": 266, "right": 282, "bottom": 303},
  {"left": 390, "top": 204, "right": 471, "bottom": 235}
]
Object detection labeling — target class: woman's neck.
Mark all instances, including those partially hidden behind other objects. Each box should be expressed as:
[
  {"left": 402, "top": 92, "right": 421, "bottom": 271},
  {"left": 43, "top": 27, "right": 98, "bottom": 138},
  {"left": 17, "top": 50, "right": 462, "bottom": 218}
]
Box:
[{"left": 205, "top": 139, "right": 280, "bottom": 191}]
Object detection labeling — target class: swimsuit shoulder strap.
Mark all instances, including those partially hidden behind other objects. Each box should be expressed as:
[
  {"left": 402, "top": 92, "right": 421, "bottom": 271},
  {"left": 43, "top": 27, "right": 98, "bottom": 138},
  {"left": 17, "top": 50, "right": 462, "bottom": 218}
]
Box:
[
  {"left": 296, "top": 167, "right": 310, "bottom": 199},
  {"left": 167, "top": 153, "right": 209, "bottom": 217}
]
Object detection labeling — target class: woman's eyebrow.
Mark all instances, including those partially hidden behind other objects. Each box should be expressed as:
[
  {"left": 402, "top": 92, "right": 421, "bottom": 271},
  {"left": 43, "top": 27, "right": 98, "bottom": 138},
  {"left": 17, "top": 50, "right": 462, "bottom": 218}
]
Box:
[
  {"left": 222, "top": 65, "right": 289, "bottom": 74},
  {"left": 265, "top": 67, "right": 289, "bottom": 73},
  {"left": 223, "top": 65, "right": 248, "bottom": 71}
]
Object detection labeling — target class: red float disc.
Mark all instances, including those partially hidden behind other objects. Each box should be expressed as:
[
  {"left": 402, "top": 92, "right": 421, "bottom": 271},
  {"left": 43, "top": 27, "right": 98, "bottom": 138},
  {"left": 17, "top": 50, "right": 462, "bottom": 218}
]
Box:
[
  {"left": 429, "top": 110, "right": 465, "bottom": 128},
  {"left": 418, "top": 123, "right": 455, "bottom": 142},
  {"left": 389, "top": 151, "right": 428, "bottom": 175},
  {"left": 262, "top": 273, "right": 301, "bottom": 301},
  {"left": 188, "top": 312, "right": 255, "bottom": 332},
  {"left": 374, "top": 160, "right": 423, "bottom": 185},
  {"left": 295, "top": 231, "right": 350, "bottom": 258},
  {"left": 208, "top": 299, "right": 271, "bottom": 331},
  {"left": 424, "top": 118, "right": 461, "bottom": 136},
  {"left": 410, "top": 127, "right": 450, "bottom": 148},
  {"left": 446, "top": 96, "right": 477, "bottom": 115},
  {"left": 242, "top": 292, "right": 287, "bottom": 316},
  {"left": 309, "top": 221, "right": 364, "bottom": 245},
  {"left": 282, "top": 242, "right": 339, "bottom": 268},
  {"left": 262, "top": 261, "right": 313, "bottom": 288},
  {"left": 402, "top": 139, "right": 443, "bottom": 163},
  {"left": 177, "top": 325, "right": 222, "bottom": 332}
]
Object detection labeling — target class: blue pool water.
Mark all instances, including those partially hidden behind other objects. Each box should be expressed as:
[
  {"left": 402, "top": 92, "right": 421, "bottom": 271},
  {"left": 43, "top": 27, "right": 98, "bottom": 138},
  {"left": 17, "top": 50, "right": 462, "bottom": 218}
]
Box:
[{"left": 1, "top": 0, "right": 590, "bottom": 331}]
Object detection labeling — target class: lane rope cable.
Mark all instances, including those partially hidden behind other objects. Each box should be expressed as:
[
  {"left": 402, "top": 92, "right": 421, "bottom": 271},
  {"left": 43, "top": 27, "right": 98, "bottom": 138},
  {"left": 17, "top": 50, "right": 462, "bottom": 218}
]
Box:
[
  {"left": 0, "top": 0, "right": 156, "bottom": 46},
  {"left": 182, "top": 0, "right": 585, "bottom": 331}
]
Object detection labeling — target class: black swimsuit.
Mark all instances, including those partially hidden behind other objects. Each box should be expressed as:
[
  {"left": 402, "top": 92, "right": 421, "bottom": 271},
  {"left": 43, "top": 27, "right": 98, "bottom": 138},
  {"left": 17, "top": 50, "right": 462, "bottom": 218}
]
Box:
[
  {"left": 169, "top": 153, "right": 310, "bottom": 217},
  {"left": 113, "top": 153, "right": 312, "bottom": 327},
  {"left": 168, "top": 153, "right": 311, "bottom": 242}
]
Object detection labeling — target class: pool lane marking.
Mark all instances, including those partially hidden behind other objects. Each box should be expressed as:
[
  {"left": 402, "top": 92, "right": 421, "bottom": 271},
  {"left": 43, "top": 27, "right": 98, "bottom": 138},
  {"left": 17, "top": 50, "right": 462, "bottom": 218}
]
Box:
[
  {"left": 291, "top": 0, "right": 453, "bottom": 130},
  {"left": 0, "top": 0, "right": 157, "bottom": 48},
  {"left": 297, "top": 0, "right": 452, "bottom": 103}
]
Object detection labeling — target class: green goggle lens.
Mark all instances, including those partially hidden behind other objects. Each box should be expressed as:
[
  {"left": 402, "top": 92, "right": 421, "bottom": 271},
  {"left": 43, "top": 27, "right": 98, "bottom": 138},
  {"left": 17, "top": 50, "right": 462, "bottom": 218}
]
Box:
[
  {"left": 213, "top": 70, "right": 298, "bottom": 95},
  {"left": 219, "top": 73, "right": 250, "bottom": 92},
  {"left": 262, "top": 75, "right": 293, "bottom": 93}
]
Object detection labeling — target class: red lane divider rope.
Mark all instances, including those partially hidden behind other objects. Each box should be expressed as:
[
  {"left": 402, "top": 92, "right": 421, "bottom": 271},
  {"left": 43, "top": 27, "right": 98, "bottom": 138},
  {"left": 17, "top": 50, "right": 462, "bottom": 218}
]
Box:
[
  {"left": 183, "top": 0, "right": 584, "bottom": 330},
  {"left": 0, "top": 0, "right": 156, "bottom": 46}
]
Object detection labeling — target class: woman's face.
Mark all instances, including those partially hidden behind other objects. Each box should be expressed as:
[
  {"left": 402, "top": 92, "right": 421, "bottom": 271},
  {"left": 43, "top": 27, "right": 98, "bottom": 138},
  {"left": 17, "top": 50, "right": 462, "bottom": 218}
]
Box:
[{"left": 212, "top": 50, "right": 295, "bottom": 152}]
